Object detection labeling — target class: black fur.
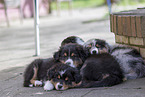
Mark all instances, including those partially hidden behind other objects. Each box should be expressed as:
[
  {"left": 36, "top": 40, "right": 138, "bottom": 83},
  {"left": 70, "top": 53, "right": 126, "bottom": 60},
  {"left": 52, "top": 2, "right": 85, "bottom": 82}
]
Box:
[
  {"left": 23, "top": 58, "right": 56, "bottom": 87},
  {"left": 84, "top": 38, "right": 145, "bottom": 80},
  {"left": 23, "top": 58, "right": 81, "bottom": 90},
  {"left": 61, "top": 36, "right": 84, "bottom": 46},
  {"left": 78, "top": 53, "right": 124, "bottom": 88},
  {"left": 53, "top": 43, "right": 88, "bottom": 69},
  {"left": 47, "top": 63, "right": 81, "bottom": 85}
]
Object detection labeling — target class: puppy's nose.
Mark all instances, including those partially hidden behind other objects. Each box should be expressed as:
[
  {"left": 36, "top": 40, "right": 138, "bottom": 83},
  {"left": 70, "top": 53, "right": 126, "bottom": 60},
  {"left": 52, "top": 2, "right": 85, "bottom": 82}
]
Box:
[
  {"left": 66, "top": 62, "right": 71, "bottom": 65},
  {"left": 58, "top": 84, "right": 63, "bottom": 89},
  {"left": 92, "top": 50, "right": 97, "bottom": 54}
]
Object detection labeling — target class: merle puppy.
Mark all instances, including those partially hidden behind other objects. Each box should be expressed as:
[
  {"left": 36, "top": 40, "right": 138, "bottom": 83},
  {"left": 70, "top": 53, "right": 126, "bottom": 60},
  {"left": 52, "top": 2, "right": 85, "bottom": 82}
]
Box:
[{"left": 84, "top": 38, "right": 145, "bottom": 80}]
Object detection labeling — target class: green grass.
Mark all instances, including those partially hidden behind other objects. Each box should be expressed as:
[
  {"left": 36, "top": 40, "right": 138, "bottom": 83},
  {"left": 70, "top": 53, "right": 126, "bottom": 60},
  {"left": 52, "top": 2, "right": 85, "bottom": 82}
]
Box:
[
  {"left": 51, "top": 0, "right": 105, "bottom": 10},
  {"left": 51, "top": 0, "right": 145, "bottom": 10},
  {"left": 118, "top": 0, "right": 145, "bottom": 6}
]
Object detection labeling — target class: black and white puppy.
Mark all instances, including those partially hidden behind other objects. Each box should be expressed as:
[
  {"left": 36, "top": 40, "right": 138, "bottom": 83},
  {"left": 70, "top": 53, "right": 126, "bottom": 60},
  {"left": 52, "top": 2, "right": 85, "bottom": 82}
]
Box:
[
  {"left": 84, "top": 39, "right": 145, "bottom": 80},
  {"left": 54, "top": 43, "right": 87, "bottom": 69},
  {"left": 61, "top": 36, "right": 84, "bottom": 46},
  {"left": 23, "top": 58, "right": 81, "bottom": 91},
  {"left": 78, "top": 53, "right": 124, "bottom": 88}
]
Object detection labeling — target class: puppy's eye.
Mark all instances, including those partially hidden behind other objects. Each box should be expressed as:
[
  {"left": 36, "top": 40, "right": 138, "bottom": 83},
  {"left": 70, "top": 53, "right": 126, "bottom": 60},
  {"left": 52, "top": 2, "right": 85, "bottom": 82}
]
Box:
[
  {"left": 96, "top": 44, "right": 100, "bottom": 48},
  {"left": 63, "top": 53, "right": 67, "bottom": 57},
  {"left": 71, "top": 53, "right": 75, "bottom": 57},
  {"left": 88, "top": 44, "right": 92, "bottom": 48},
  {"left": 65, "top": 77, "right": 68, "bottom": 81}
]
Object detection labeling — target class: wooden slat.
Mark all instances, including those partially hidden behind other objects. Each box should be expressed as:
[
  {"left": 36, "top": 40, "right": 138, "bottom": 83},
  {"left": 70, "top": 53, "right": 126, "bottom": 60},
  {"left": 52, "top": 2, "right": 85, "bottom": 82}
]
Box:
[
  {"left": 136, "top": 16, "right": 142, "bottom": 37},
  {"left": 131, "top": 16, "right": 136, "bottom": 37},
  {"left": 117, "top": 16, "right": 122, "bottom": 35},
  {"left": 126, "top": 16, "right": 131, "bottom": 36}
]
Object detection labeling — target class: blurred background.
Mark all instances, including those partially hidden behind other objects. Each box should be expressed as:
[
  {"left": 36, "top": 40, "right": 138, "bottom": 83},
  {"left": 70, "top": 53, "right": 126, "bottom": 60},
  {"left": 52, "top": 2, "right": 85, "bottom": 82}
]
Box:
[{"left": 0, "top": 0, "right": 145, "bottom": 26}]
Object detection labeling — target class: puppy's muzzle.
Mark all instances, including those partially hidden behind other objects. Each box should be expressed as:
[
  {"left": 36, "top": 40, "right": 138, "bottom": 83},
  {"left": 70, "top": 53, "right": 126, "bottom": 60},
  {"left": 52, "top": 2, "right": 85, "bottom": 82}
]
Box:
[
  {"left": 65, "top": 59, "right": 75, "bottom": 68},
  {"left": 58, "top": 84, "right": 63, "bottom": 89},
  {"left": 91, "top": 48, "right": 98, "bottom": 54},
  {"left": 55, "top": 83, "right": 65, "bottom": 90}
]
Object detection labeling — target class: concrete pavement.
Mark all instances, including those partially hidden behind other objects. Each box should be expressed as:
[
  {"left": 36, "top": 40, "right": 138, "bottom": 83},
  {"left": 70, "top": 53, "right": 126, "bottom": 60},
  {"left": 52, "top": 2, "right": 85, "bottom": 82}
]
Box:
[{"left": 0, "top": 7, "right": 145, "bottom": 97}]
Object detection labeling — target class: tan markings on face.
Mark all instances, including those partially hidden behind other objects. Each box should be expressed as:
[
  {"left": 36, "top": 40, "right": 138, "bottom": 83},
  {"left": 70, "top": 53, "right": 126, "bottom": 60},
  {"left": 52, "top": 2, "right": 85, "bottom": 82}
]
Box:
[
  {"left": 30, "top": 67, "right": 38, "bottom": 85},
  {"left": 102, "top": 74, "right": 110, "bottom": 79},
  {"left": 96, "top": 44, "right": 99, "bottom": 48},
  {"left": 71, "top": 53, "right": 75, "bottom": 57},
  {"left": 88, "top": 44, "right": 92, "bottom": 48},
  {"left": 58, "top": 75, "right": 60, "bottom": 79},
  {"left": 65, "top": 77, "right": 68, "bottom": 81},
  {"left": 99, "top": 48, "right": 108, "bottom": 53},
  {"left": 51, "top": 80, "right": 58, "bottom": 89},
  {"left": 64, "top": 53, "right": 67, "bottom": 57},
  {"left": 73, "top": 59, "right": 83, "bottom": 67},
  {"left": 60, "top": 60, "right": 65, "bottom": 64},
  {"left": 63, "top": 82, "right": 69, "bottom": 90}
]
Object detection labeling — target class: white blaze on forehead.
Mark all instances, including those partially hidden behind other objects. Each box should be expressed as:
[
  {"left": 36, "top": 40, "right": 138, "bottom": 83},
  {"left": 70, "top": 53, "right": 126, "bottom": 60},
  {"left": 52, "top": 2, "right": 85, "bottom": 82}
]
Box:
[
  {"left": 65, "top": 58, "right": 75, "bottom": 68},
  {"left": 59, "top": 70, "right": 66, "bottom": 76},
  {"left": 76, "top": 37, "right": 84, "bottom": 45}
]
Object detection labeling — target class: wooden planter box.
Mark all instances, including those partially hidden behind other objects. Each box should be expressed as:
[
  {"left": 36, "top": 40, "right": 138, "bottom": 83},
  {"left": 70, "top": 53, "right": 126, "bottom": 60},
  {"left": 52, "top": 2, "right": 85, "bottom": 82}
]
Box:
[{"left": 110, "top": 8, "right": 145, "bottom": 60}]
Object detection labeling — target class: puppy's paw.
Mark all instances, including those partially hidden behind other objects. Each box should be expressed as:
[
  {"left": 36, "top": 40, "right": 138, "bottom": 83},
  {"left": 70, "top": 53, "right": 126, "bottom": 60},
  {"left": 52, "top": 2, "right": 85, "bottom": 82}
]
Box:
[
  {"left": 29, "top": 84, "right": 33, "bottom": 87},
  {"left": 43, "top": 80, "right": 54, "bottom": 91},
  {"left": 34, "top": 80, "right": 43, "bottom": 87}
]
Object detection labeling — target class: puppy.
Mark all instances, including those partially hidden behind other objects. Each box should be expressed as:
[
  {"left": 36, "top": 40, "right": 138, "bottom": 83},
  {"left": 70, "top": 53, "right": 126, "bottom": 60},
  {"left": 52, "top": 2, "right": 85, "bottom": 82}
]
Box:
[
  {"left": 23, "top": 58, "right": 57, "bottom": 87},
  {"left": 78, "top": 53, "right": 124, "bottom": 88},
  {"left": 45, "top": 63, "right": 81, "bottom": 90},
  {"left": 83, "top": 39, "right": 110, "bottom": 55},
  {"left": 54, "top": 43, "right": 87, "bottom": 69},
  {"left": 23, "top": 58, "right": 81, "bottom": 91},
  {"left": 61, "top": 36, "right": 84, "bottom": 46},
  {"left": 84, "top": 39, "right": 145, "bottom": 80}
]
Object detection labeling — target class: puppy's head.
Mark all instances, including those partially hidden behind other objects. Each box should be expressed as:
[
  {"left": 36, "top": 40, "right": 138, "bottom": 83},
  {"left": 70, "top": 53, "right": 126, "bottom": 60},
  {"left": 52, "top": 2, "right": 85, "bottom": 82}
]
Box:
[
  {"left": 54, "top": 43, "right": 87, "bottom": 69},
  {"left": 84, "top": 39, "right": 110, "bottom": 55},
  {"left": 61, "top": 36, "right": 84, "bottom": 46},
  {"left": 47, "top": 63, "right": 81, "bottom": 90}
]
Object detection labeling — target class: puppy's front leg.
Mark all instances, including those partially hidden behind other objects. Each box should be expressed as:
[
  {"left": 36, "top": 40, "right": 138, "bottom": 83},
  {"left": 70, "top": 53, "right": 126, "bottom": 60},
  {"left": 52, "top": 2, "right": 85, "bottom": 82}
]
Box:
[{"left": 43, "top": 80, "right": 54, "bottom": 91}]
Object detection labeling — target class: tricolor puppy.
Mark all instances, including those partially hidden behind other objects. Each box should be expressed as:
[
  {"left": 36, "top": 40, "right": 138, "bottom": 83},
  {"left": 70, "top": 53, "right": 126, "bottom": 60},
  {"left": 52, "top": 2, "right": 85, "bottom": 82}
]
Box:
[
  {"left": 84, "top": 39, "right": 145, "bottom": 80},
  {"left": 77, "top": 53, "right": 124, "bottom": 88},
  {"left": 61, "top": 36, "right": 84, "bottom": 46},
  {"left": 23, "top": 58, "right": 81, "bottom": 91},
  {"left": 23, "top": 58, "right": 58, "bottom": 88},
  {"left": 83, "top": 39, "right": 110, "bottom": 55},
  {"left": 45, "top": 63, "right": 81, "bottom": 90},
  {"left": 54, "top": 43, "right": 87, "bottom": 69}
]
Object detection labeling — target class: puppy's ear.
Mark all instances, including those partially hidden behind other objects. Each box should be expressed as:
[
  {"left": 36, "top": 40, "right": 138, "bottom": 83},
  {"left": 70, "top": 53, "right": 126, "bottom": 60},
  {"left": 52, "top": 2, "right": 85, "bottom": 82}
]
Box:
[
  {"left": 53, "top": 51, "right": 60, "bottom": 61},
  {"left": 105, "top": 43, "right": 111, "bottom": 53},
  {"left": 74, "top": 72, "right": 82, "bottom": 83},
  {"left": 76, "top": 45, "right": 88, "bottom": 62},
  {"left": 83, "top": 47, "right": 90, "bottom": 57},
  {"left": 47, "top": 69, "right": 55, "bottom": 80}
]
